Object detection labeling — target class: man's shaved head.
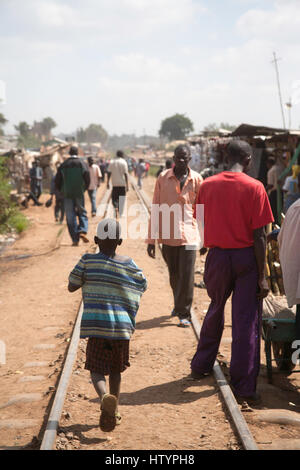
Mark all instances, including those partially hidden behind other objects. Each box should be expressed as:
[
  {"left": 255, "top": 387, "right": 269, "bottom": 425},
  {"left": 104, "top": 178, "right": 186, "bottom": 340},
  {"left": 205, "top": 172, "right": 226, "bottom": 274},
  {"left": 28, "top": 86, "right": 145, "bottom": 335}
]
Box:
[{"left": 226, "top": 140, "right": 252, "bottom": 161}]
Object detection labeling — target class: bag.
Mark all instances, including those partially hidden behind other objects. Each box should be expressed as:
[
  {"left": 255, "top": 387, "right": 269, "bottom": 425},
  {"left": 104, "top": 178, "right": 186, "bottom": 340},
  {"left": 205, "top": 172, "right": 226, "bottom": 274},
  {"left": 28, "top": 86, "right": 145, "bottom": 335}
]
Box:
[{"left": 263, "top": 294, "right": 296, "bottom": 320}]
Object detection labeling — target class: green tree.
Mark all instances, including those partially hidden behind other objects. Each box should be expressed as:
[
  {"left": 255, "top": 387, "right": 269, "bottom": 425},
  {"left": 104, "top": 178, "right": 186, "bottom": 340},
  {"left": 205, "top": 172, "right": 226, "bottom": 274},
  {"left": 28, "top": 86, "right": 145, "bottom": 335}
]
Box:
[
  {"left": 14, "top": 121, "right": 41, "bottom": 148},
  {"left": 41, "top": 116, "right": 57, "bottom": 136},
  {"left": 76, "top": 127, "right": 87, "bottom": 142},
  {"left": 85, "top": 123, "right": 108, "bottom": 144},
  {"left": 219, "top": 122, "right": 236, "bottom": 131},
  {"left": 77, "top": 123, "right": 108, "bottom": 144},
  {"left": 159, "top": 113, "right": 194, "bottom": 141},
  {"left": 14, "top": 121, "right": 31, "bottom": 137}
]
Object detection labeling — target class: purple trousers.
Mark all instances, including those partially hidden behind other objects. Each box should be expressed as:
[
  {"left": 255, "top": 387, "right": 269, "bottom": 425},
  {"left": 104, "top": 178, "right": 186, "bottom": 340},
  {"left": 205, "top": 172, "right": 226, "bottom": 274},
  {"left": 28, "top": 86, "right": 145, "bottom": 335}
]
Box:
[{"left": 191, "top": 247, "right": 262, "bottom": 397}]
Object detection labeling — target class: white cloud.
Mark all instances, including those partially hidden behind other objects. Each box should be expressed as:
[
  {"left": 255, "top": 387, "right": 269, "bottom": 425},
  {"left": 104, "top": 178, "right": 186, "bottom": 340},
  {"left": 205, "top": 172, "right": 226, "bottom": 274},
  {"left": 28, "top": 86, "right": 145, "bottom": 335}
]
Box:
[
  {"left": 111, "top": 53, "right": 187, "bottom": 82},
  {"left": 2, "top": 0, "right": 207, "bottom": 36},
  {"left": 237, "top": 0, "right": 300, "bottom": 41}
]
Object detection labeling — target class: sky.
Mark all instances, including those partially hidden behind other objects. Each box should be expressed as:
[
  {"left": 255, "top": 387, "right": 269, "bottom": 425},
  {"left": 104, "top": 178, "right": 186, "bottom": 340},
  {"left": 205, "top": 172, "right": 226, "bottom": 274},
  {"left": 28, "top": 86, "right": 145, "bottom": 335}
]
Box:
[{"left": 1, "top": 0, "right": 300, "bottom": 137}]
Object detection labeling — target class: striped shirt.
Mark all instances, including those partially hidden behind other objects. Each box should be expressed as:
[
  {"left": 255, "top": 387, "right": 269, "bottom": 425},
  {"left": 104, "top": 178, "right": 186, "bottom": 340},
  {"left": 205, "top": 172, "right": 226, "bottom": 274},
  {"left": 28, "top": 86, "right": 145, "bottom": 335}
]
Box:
[{"left": 69, "top": 252, "right": 147, "bottom": 340}]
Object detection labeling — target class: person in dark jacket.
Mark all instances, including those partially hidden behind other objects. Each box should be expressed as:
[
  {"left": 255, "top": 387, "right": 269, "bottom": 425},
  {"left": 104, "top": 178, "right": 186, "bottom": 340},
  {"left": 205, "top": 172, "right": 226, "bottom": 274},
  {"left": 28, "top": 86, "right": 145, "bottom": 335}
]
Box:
[
  {"left": 29, "top": 159, "right": 43, "bottom": 201},
  {"left": 55, "top": 146, "right": 90, "bottom": 246}
]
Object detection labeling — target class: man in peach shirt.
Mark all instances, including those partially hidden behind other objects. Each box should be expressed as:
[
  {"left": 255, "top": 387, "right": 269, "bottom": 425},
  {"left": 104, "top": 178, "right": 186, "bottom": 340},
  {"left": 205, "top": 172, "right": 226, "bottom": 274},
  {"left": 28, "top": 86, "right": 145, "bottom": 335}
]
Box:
[{"left": 146, "top": 145, "right": 203, "bottom": 327}]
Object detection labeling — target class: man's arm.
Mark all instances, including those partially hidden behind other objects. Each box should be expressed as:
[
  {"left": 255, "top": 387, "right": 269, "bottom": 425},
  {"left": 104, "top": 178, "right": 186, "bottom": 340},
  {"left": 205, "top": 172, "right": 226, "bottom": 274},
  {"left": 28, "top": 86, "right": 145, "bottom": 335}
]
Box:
[
  {"left": 253, "top": 226, "right": 269, "bottom": 299},
  {"left": 125, "top": 173, "right": 129, "bottom": 192},
  {"left": 82, "top": 163, "right": 90, "bottom": 191},
  {"left": 97, "top": 166, "right": 102, "bottom": 187},
  {"left": 147, "top": 244, "right": 155, "bottom": 258},
  {"left": 55, "top": 167, "right": 63, "bottom": 191},
  {"left": 146, "top": 178, "right": 161, "bottom": 259}
]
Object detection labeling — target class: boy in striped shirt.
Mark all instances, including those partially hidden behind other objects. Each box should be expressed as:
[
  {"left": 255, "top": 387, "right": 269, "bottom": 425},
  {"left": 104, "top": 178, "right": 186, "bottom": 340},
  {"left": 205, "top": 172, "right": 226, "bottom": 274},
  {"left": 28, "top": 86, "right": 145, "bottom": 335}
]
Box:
[{"left": 68, "top": 219, "right": 147, "bottom": 432}]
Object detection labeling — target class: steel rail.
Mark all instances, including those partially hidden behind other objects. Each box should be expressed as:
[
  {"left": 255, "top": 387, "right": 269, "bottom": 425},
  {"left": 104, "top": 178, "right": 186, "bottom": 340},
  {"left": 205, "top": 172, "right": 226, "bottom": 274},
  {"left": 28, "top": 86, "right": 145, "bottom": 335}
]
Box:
[
  {"left": 40, "top": 189, "right": 111, "bottom": 450},
  {"left": 131, "top": 176, "right": 259, "bottom": 451}
]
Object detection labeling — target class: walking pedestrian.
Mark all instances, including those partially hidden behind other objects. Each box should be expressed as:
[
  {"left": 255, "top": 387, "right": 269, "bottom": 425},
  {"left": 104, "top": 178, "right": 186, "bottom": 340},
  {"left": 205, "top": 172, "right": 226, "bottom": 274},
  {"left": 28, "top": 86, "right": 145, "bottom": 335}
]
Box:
[
  {"left": 191, "top": 140, "right": 274, "bottom": 405},
  {"left": 282, "top": 155, "right": 300, "bottom": 213},
  {"left": 29, "top": 160, "right": 43, "bottom": 202},
  {"left": 107, "top": 151, "right": 129, "bottom": 218},
  {"left": 136, "top": 159, "right": 146, "bottom": 189},
  {"left": 55, "top": 145, "right": 90, "bottom": 246},
  {"left": 156, "top": 159, "right": 172, "bottom": 178},
  {"left": 87, "top": 156, "right": 102, "bottom": 217},
  {"left": 68, "top": 218, "right": 147, "bottom": 432},
  {"left": 147, "top": 144, "right": 203, "bottom": 328}
]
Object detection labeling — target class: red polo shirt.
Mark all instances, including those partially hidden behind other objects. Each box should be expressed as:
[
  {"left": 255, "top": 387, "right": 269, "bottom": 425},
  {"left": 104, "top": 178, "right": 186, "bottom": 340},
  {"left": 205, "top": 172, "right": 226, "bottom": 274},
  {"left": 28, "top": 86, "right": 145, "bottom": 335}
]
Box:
[{"left": 194, "top": 171, "right": 274, "bottom": 249}]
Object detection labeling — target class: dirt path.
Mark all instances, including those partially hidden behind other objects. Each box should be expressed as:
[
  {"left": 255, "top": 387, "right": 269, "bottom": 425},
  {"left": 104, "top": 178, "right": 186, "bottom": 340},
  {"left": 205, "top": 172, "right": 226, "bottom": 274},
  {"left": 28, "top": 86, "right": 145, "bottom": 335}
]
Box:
[{"left": 55, "top": 185, "right": 238, "bottom": 451}]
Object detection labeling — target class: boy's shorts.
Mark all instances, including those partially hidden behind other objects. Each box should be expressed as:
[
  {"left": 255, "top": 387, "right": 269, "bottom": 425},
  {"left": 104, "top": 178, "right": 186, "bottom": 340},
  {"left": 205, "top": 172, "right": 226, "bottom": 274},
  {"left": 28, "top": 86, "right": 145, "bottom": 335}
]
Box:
[{"left": 85, "top": 337, "right": 130, "bottom": 375}]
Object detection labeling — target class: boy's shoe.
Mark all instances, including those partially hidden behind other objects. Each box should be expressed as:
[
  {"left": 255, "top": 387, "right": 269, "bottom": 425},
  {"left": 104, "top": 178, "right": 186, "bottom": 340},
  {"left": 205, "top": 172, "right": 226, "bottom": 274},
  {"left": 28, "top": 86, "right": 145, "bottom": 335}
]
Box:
[
  {"left": 178, "top": 318, "right": 191, "bottom": 328},
  {"left": 79, "top": 233, "right": 89, "bottom": 243},
  {"left": 72, "top": 241, "right": 79, "bottom": 246},
  {"left": 100, "top": 394, "right": 118, "bottom": 432}
]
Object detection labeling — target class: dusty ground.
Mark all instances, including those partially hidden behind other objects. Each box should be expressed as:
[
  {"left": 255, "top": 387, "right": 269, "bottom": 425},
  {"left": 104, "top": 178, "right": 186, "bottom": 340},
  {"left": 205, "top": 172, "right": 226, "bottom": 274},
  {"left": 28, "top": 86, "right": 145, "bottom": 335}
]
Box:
[{"left": 0, "top": 173, "right": 300, "bottom": 451}]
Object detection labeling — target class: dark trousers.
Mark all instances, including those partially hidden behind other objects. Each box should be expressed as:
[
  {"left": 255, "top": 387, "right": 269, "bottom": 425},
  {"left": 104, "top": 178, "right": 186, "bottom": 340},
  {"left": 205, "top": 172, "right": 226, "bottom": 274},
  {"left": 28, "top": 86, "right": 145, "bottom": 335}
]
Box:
[
  {"left": 55, "top": 196, "right": 64, "bottom": 222},
  {"left": 64, "top": 196, "right": 88, "bottom": 243},
  {"left": 162, "top": 244, "right": 196, "bottom": 320},
  {"left": 112, "top": 186, "right": 126, "bottom": 216},
  {"left": 31, "top": 183, "right": 42, "bottom": 200},
  {"left": 191, "top": 246, "right": 261, "bottom": 397}
]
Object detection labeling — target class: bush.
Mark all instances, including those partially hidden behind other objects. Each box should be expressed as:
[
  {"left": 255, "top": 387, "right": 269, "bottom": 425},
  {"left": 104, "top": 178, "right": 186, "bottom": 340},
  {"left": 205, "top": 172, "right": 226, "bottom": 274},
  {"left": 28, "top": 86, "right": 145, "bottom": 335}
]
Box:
[{"left": 0, "top": 160, "right": 29, "bottom": 234}]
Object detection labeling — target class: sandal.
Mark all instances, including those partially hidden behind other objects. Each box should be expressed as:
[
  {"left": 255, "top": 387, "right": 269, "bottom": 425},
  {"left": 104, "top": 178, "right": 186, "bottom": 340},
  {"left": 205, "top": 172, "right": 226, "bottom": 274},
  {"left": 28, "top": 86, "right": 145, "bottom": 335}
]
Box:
[
  {"left": 100, "top": 394, "right": 117, "bottom": 432},
  {"left": 178, "top": 319, "right": 191, "bottom": 328},
  {"left": 115, "top": 412, "right": 122, "bottom": 425}
]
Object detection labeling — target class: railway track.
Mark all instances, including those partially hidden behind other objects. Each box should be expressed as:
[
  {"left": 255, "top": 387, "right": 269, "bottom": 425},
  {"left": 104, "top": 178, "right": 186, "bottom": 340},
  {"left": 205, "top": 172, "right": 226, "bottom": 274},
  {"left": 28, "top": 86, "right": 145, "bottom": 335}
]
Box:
[{"left": 38, "top": 177, "right": 300, "bottom": 451}]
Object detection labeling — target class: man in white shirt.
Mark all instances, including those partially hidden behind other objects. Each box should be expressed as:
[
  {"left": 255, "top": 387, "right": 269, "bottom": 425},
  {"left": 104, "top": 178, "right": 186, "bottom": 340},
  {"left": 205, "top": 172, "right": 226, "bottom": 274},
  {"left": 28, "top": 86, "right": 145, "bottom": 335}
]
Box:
[
  {"left": 107, "top": 150, "right": 129, "bottom": 217},
  {"left": 87, "top": 157, "right": 102, "bottom": 216}
]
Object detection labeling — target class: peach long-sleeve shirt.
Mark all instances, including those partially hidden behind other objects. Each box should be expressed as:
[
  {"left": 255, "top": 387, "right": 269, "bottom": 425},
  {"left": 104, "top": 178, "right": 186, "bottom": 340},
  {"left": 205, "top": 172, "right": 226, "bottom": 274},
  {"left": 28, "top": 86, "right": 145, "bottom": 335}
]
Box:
[{"left": 146, "top": 168, "right": 203, "bottom": 247}]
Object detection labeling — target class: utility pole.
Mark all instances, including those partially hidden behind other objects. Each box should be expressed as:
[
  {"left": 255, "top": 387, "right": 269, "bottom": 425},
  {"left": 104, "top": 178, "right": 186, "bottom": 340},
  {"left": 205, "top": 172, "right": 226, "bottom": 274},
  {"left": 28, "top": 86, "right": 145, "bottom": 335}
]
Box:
[
  {"left": 285, "top": 98, "right": 292, "bottom": 130},
  {"left": 271, "top": 52, "right": 286, "bottom": 129}
]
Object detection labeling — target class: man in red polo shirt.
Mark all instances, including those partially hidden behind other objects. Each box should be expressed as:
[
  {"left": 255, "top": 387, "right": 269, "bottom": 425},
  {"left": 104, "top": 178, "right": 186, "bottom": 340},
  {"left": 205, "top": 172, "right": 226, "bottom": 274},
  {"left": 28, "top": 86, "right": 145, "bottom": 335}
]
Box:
[{"left": 191, "top": 140, "right": 274, "bottom": 404}]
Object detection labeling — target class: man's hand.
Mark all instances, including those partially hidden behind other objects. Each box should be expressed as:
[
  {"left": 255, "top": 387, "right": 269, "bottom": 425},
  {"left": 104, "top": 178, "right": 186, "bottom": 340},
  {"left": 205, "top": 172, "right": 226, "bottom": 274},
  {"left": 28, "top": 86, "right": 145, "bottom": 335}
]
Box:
[
  {"left": 147, "top": 244, "right": 155, "bottom": 259},
  {"left": 257, "top": 277, "right": 269, "bottom": 300},
  {"left": 126, "top": 185, "right": 129, "bottom": 192}
]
